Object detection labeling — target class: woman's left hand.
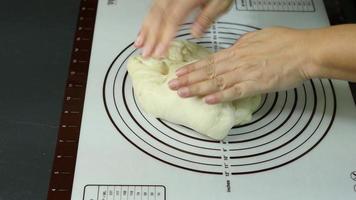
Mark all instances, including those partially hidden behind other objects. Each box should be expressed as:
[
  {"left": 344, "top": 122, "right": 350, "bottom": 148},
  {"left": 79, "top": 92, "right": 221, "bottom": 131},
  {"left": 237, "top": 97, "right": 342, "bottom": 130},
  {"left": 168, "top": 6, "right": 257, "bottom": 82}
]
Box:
[
  {"left": 135, "top": 0, "right": 233, "bottom": 58},
  {"left": 168, "top": 27, "right": 321, "bottom": 104}
]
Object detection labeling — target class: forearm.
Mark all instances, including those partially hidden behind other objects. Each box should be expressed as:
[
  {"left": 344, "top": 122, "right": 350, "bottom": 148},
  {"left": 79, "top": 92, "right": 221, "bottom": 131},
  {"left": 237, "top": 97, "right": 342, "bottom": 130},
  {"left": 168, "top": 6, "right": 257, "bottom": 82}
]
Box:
[{"left": 308, "top": 24, "right": 356, "bottom": 82}]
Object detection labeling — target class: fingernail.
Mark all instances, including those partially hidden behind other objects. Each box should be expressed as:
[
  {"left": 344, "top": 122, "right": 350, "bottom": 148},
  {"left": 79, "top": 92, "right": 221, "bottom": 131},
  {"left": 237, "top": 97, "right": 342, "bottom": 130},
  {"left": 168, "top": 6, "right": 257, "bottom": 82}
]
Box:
[
  {"left": 153, "top": 44, "right": 165, "bottom": 58},
  {"left": 176, "top": 68, "right": 187, "bottom": 76},
  {"left": 178, "top": 87, "right": 190, "bottom": 97},
  {"left": 134, "top": 34, "right": 143, "bottom": 47},
  {"left": 204, "top": 95, "right": 219, "bottom": 104},
  {"left": 142, "top": 45, "right": 153, "bottom": 58},
  {"left": 168, "top": 79, "right": 180, "bottom": 90}
]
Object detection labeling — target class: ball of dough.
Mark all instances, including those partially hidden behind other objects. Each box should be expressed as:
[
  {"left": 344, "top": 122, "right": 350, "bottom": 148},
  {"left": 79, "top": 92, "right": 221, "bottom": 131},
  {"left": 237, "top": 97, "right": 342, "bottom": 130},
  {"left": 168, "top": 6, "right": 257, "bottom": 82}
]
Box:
[{"left": 127, "top": 40, "right": 261, "bottom": 140}]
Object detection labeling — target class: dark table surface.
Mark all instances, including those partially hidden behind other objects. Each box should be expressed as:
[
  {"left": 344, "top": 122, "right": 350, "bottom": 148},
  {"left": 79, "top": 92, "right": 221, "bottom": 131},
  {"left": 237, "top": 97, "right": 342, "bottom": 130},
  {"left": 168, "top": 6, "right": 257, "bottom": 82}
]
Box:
[
  {"left": 0, "top": 1, "right": 81, "bottom": 199},
  {"left": 0, "top": 0, "right": 355, "bottom": 200}
]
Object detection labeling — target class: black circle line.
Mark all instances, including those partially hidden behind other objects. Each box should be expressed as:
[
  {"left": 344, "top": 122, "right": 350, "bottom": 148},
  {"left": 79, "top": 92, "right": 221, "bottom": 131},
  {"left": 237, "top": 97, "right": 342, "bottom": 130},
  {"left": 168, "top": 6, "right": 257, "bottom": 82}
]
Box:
[
  {"left": 131, "top": 88, "right": 221, "bottom": 152},
  {"left": 231, "top": 91, "right": 289, "bottom": 136},
  {"left": 229, "top": 93, "right": 268, "bottom": 129},
  {"left": 177, "top": 29, "right": 210, "bottom": 39},
  {"left": 218, "top": 37, "right": 240, "bottom": 41},
  {"left": 252, "top": 93, "right": 268, "bottom": 115},
  {"left": 213, "top": 41, "right": 234, "bottom": 46},
  {"left": 196, "top": 41, "right": 215, "bottom": 45},
  {"left": 229, "top": 82, "right": 311, "bottom": 158},
  {"left": 216, "top": 26, "right": 260, "bottom": 34},
  {"left": 157, "top": 119, "right": 220, "bottom": 143},
  {"left": 179, "top": 22, "right": 259, "bottom": 43},
  {"left": 180, "top": 22, "right": 261, "bottom": 33},
  {"left": 232, "top": 92, "right": 279, "bottom": 130},
  {"left": 217, "top": 27, "right": 257, "bottom": 33},
  {"left": 180, "top": 22, "right": 260, "bottom": 34},
  {"left": 218, "top": 27, "right": 258, "bottom": 33},
  {"left": 230, "top": 84, "right": 307, "bottom": 151},
  {"left": 181, "top": 22, "right": 194, "bottom": 26},
  {"left": 229, "top": 89, "right": 297, "bottom": 144},
  {"left": 216, "top": 22, "right": 261, "bottom": 31},
  {"left": 174, "top": 32, "right": 213, "bottom": 39},
  {"left": 231, "top": 79, "right": 319, "bottom": 164},
  {"left": 231, "top": 79, "right": 335, "bottom": 175},
  {"left": 229, "top": 93, "right": 268, "bottom": 128},
  {"left": 115, "top": 50, "right": 222, "bottom": 161},
  {"left": 187, "top": 37, "right": 211, "bottom": 41},
  {"left": 174, "top": 33, "right": 191, "bottom": 38},
  {"left": 103, "top": 42, "right": 223, "bottom": 174},
  {"left": 177, "top": 27, "right": 191, "bottom": 32}
]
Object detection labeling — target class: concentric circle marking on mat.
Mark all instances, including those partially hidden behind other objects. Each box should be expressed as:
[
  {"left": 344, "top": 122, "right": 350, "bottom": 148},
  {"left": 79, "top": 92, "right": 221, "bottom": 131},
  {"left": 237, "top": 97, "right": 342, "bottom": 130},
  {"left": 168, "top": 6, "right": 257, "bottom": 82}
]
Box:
[{"left": 103, "top": 23, "right": 336, "bottom": 175}]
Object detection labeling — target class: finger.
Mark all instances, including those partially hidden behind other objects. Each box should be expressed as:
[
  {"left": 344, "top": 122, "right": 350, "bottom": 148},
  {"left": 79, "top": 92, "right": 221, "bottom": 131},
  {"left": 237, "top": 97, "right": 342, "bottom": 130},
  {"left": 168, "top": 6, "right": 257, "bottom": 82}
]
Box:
[
  {"left": 142, "top": 2, "right": 168, "bottom": 58},
  {"left": 175, "top": 66, "right": 247, "bottom": 97},
  {"left": 142, "top": 28, "right": 158, "bottom": 58},
  {"left": 152, "top": 16, "right": 178, "bottom": 58},
  {"left": 142, "top": 21, "right": 162, "bottom": 58},
  {"left": 176, "top": 48, "right": 233, "bottom": 76},
  {"left": 192, "top": 0, "right": 232, "bottom": 37},
  {"left": 169, "top": 56, "right": 240, "bottom": 90},
  {"left": 176, "top": 77, "right": 221, "bottom": 98},
  {"left": 153, "top": 3, "right": 198, "bottom": 58},
  {"left": 175, "top": 70, "right": 239, "bottom": 97},
  {"left": 204, "top": 81, "right": 260, "bottom": 104},
  {"left": 134, "top": 29, "right": 146, "bottom": 48},
  {"left": 137, "top": 1, "right": 159, "bottom": 50}
]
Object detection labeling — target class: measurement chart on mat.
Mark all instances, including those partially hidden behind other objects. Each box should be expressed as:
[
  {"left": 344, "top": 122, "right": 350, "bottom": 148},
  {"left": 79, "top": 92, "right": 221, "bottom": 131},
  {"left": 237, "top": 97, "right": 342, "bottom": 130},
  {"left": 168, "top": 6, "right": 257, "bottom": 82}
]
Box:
[
  {"left": 235, "top": 0, "right": 315, "bottom": 12},
  {"left": 83, "top": 185, "right": 166, "bottom": 200}
]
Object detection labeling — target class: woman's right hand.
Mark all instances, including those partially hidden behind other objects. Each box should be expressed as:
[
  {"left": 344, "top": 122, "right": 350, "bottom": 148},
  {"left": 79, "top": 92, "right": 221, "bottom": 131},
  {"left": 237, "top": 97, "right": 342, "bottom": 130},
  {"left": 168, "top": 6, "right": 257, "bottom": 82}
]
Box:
[
  {"left": 168, "top": 24, "right": 356, "bottom": 104},
  {"left": 134, "top": 0, "right": 233, "bottom": 58}
]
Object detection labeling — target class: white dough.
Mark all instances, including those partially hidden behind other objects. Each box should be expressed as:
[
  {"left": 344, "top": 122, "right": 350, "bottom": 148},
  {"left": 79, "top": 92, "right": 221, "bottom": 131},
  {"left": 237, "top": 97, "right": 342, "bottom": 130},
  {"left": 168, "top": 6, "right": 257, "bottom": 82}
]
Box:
[{"left": 127, "top": 40, "right": 261, "bottom": 140}]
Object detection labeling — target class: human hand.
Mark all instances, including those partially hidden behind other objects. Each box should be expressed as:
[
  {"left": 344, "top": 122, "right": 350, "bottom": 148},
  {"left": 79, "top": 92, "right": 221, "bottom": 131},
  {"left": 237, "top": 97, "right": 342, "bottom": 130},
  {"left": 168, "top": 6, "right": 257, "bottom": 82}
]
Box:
[
  {"left": 134, "top": 0, "right": 233, "bottom": 58},
  {"left": 168, "top": 27, "right": 320, "bottom": 104}
]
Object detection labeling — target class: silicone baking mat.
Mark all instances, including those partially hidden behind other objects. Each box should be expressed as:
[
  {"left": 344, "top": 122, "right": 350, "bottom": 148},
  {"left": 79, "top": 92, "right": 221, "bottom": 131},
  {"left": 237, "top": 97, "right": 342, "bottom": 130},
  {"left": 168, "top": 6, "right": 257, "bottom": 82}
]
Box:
[{"left": 47, "top": 0, "right": 356, "bottom": 199}]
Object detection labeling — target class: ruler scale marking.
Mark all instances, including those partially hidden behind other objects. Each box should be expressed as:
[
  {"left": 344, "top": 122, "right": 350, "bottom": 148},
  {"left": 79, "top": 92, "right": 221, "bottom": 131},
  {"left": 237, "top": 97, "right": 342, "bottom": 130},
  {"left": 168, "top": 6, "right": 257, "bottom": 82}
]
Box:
[{"left": 47, "top": 0, "right": 98, "bottom": 199}]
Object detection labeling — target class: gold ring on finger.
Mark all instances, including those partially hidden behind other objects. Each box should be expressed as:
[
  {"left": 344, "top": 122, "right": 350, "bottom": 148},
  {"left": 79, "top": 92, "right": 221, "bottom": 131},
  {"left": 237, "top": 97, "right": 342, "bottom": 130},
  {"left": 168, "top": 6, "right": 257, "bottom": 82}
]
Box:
[{"left": 205, "top": 56, "right": 216, "bottom": 79}]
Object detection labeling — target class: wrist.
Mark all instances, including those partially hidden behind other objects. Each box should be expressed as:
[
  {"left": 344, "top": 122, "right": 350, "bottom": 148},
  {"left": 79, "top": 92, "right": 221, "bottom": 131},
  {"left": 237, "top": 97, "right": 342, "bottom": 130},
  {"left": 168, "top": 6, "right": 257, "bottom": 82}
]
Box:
[{"left": 298, "top": 28, "right": 326, "bottom": 80}]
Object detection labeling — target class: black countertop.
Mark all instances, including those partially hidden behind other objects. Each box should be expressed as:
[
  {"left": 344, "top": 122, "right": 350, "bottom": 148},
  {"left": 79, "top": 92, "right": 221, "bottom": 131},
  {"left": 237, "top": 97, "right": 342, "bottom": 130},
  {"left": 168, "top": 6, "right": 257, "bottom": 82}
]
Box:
[
  {"left": 0, "top": 1, "right": 80, "bottom": 199},
  {"left": 0, "top": 0, "right": 355, "bottom": 199}
]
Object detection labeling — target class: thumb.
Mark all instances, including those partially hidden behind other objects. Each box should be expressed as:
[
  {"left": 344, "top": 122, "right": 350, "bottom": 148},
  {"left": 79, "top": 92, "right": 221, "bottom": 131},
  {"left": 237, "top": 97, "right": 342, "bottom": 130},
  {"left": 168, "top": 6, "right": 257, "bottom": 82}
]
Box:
[{"left": 191, "top": 0, "right": 232, "bottom": 37}]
